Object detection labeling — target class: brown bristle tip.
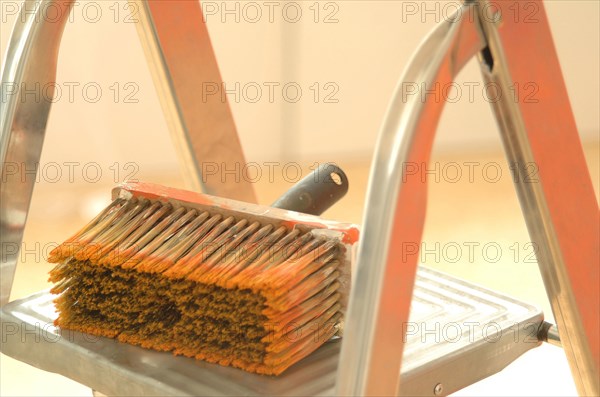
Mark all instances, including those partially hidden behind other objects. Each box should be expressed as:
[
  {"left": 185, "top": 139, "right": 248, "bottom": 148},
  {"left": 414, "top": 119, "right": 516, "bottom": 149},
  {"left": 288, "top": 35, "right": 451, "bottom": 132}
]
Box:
[{"left": 48, "top": 182, "right": 358, "bottom": 376}]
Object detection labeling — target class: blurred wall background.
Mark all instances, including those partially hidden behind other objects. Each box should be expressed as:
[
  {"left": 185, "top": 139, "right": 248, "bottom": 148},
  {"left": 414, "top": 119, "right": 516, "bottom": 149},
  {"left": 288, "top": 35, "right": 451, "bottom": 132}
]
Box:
[{"left": 1, "top": 0, "right": 598, "bottom": 176}]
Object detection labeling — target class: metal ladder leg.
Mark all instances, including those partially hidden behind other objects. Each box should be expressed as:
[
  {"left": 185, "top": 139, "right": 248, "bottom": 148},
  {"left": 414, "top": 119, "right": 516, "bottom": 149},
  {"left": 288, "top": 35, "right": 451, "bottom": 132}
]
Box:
[
  {"left": 477, "top": 1, "right": 599, "bottom": 394},
  {"left": 131, "top": 0, "right": 256, "bottom": 203}
]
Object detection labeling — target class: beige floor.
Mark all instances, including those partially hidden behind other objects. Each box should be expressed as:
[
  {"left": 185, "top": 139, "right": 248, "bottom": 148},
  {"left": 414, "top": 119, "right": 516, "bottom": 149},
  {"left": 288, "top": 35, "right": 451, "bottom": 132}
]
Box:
[{"left": 1, "top": 144, "right": 598, "bottom": 396}]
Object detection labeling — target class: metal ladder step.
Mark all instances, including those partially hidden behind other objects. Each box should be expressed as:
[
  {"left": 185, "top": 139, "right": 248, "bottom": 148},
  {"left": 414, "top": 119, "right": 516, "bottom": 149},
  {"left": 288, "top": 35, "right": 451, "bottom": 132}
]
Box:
[{"left": 0, "top": 266, "right": 543, "bottom": 396}]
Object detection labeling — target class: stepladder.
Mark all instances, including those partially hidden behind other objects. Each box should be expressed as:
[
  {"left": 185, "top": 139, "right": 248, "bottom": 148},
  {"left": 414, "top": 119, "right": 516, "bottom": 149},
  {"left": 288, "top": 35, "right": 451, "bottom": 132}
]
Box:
[{"left": 1, "top": 0, "right": 598, "bottom": 395}]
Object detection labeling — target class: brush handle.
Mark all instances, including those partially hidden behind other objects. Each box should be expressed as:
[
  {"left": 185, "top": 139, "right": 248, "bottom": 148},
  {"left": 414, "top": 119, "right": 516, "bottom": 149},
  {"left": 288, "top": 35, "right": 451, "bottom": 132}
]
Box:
[{"left": 271, "top": 163, "right": 349, "bottom": 216}]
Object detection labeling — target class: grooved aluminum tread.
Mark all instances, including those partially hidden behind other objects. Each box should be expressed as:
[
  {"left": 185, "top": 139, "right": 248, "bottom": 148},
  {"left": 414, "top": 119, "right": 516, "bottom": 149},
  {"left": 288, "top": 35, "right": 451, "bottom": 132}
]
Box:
[{"left": 1, "top": 266, "right": 543, "bottom": 396}]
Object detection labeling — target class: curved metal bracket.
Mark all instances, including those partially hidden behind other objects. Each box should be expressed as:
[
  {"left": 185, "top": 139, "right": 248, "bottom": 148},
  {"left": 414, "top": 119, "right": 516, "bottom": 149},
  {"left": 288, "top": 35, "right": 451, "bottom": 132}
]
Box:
[
  {"left": 1, "top": 0, "right": 74, "bottom": 306},
  {"left": 336, "top": 4, "right": 486, "bottom": 395}
]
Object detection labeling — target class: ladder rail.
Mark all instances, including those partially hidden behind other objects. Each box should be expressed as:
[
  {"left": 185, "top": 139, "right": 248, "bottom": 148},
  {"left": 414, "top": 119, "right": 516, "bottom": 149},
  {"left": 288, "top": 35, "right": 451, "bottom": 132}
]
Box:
[{"left": 336, "top": 4, "right": 486, "bottom": 395}]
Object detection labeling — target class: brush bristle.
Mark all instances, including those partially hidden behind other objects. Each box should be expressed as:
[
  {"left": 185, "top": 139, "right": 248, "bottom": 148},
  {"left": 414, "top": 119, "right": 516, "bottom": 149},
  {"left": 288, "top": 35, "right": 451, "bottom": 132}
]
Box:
[{"left": 48, "top": 190, "right": 354, "bottom": 376}]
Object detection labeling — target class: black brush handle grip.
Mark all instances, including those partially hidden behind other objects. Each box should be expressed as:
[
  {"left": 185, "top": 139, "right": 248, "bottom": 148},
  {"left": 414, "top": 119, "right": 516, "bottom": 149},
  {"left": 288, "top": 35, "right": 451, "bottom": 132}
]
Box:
[{"left": 272, "top": 163, "right": 349, "bottom": 216}]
